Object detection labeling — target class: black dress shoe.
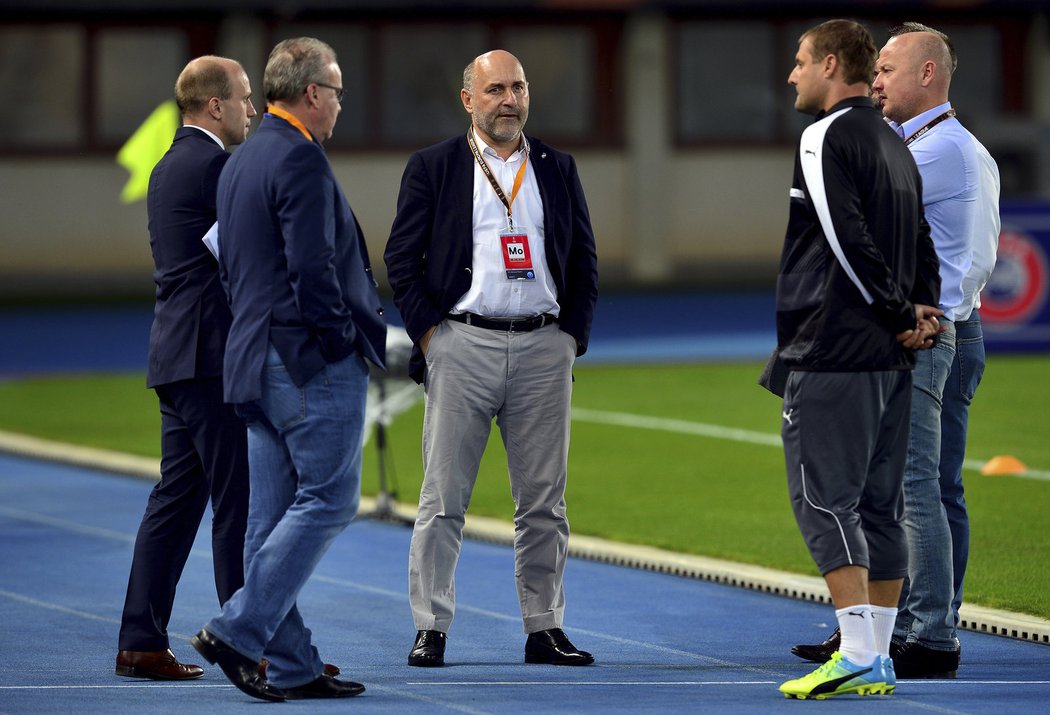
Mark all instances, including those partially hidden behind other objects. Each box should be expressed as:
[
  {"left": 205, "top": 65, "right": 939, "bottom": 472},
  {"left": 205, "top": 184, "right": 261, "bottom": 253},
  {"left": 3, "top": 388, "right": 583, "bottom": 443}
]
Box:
[
  {"left": 791, "top": 627, "right": 840, "bottom": 663},
  {"left": 259, "top": 658, "right": 341, "bottom": 679},
  {"left": 408, "top": 630, "right": 446, "bottom": 667},
  {"left": 525, "top": 628, "right": 594, "bottom": 666},
  {"left": 283, "top": 673, "right": 365, "bottom": 699},
  {"left": 190, "top": 628, "right": 285, "bottom": 702},
  {"left": 892, "top": 640, "right": 960, "bottom": 679}
]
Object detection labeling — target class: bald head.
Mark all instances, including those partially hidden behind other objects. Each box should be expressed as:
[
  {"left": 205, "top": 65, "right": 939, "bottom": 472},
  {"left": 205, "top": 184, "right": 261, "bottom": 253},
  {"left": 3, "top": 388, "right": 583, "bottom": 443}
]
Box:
[
  {"left": 891, "top": 22, "right": 956, "bottom": 73},
  {"left": 175, "top": 56, "right": 242, "bottom": 118},
  {"left": 461, "top": 49, "right": 530, "bottom": 157},
  {"left": 463, "top": 50, "right": 524, "bottom": 93},
  {"left": 873, "top": 26, "right": 954, "bottom": 123},
  {"left": 174, "top": 55, "right": 256, "bottom": 147},
  {"left": 891, "top": 31, "right": 953, "bottom": 92}
]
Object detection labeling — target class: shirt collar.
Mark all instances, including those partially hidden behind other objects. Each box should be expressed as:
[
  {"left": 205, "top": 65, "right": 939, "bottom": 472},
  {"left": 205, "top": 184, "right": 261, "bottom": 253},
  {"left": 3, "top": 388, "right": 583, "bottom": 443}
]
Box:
[
  {"left": 184, "top": 124, "right": 224, "bottom": 150},
  {"left": 817, "top": 95, "right": 875, "bottom": 120},
  {"left": 895, "top": 101, "right": 954, "bottom": 141},
  {"left": 471, "top": 126, "right": 527, "bottom": 162}
]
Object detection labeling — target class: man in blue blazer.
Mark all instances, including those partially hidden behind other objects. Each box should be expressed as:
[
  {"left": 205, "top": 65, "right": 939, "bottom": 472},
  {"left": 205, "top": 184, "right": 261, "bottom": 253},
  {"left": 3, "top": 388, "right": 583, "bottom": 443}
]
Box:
[
  {"left": 116, "top": 55, "right": 256, "bottom": 681},
  {"left": 190, "top": 37, "right": 385, "bottom": 702},
  {"left": 385, "top": 50, "right": 599, "bottom": 668}
]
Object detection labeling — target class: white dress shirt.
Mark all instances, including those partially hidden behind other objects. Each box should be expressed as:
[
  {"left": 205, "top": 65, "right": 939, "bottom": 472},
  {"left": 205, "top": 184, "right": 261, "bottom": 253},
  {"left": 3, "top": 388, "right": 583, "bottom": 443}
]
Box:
[
  {"left": 452, "top": 128, "right": 559, "bottom": 318},
  {"left": 184, "top": 124, "right": 225, "bottom": 150}
]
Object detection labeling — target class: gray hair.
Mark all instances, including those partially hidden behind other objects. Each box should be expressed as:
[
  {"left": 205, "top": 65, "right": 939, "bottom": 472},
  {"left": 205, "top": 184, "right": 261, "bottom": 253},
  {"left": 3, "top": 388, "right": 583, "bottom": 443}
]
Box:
[
  {"left": 890, "top": 22, "right": 957, "bottom": 74},
  {"left": 463, "top": 59, "right": 475, "bottom": 92},
  {"left": 264, "top": 37, "right": 337, "bottom": 104}
]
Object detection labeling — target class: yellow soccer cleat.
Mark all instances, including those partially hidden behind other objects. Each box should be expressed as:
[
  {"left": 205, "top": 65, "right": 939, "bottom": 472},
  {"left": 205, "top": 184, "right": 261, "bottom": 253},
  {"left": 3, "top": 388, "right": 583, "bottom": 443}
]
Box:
[{"left": 779, "top": 651, "right": 894, "bottom": 700}]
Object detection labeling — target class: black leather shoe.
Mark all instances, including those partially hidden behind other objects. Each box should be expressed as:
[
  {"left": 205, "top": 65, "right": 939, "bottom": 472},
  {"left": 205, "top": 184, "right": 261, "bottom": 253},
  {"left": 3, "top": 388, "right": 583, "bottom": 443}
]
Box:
[
  {"left": 408, "top": 630, "right": 446, "bottom": 667},
  {"left": 892, "top": 640, "right": 960, "bottom": 679},
  {"left": 791, "top": 627, "right": 840, "bottom": 663},
  {"left": 283, "top": 673, "right": 365, "bottom": 699},
  {"left": 525, "top": 628, "right": 594, "bottom": 666},
  {"left": 259, "top": 658, "right": 341, "bottom": 679},
  {"left": 190, "top": 628, "right": 285, "bottom": 702}
]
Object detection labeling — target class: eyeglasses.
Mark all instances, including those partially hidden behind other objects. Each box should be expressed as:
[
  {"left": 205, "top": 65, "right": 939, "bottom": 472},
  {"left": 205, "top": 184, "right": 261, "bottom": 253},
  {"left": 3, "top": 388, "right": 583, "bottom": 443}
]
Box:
[{"left": 313, "top": 82, "right": 344, "bottom": 103}]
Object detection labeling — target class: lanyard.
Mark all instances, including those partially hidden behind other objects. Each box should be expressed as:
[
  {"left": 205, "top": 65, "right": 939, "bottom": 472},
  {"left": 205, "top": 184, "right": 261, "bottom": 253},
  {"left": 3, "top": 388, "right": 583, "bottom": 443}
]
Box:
[
  {"left": 467, "top": 128, "right": 529, "bottom": 229},
  {"left": 266, "top": 105, "right": 314, "bottom": 141},
  {"left": 903, "top": 109, "right": 956, "bottom": 146}
]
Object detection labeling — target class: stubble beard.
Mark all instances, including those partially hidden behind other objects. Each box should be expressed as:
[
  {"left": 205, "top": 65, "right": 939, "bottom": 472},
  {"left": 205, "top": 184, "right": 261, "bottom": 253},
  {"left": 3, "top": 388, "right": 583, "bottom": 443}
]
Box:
[
  {"left": 794, "top": 94, "right": 817, "bottom": 116},
  {"left": 476, "top": 110, "right": 527, "bottom": 145}
]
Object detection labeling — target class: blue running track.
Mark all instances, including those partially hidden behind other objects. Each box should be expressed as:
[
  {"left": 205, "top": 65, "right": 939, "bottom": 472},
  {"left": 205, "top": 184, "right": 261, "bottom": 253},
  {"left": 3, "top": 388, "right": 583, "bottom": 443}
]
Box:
[
  {"left": 2, "top": 296, "right": 1048, "bottom": 712},
  {"left": 2, "top": 453, "right": 1049, "bottom": 714}
]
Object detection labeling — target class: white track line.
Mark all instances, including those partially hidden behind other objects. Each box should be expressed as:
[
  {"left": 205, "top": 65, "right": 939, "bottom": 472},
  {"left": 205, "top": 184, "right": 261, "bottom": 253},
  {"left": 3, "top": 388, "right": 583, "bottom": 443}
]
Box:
[
  {"left": 405, "top": 680, "right": 1050, "bottom": 687},
  {"left": 408, "top": 681, "right": 777, "bottom": 686},
  {"left": 2, "top": 427, "right": 1048, "bottom": 645}
]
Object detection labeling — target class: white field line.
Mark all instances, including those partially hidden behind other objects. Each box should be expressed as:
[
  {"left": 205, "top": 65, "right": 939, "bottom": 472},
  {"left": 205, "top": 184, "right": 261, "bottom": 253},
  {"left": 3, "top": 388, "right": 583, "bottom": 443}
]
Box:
[
  {"left": 571, "top": 407, "right": 1050, "bottom": 482},
  {"left": 2, "top": 423, "right": 1048, "bottom": 645}
]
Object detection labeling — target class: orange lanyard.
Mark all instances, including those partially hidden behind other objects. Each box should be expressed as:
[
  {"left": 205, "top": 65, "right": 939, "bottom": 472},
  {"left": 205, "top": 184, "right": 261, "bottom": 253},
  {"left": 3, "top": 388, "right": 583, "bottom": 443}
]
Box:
[
  {"left": 467, "top": 128, "right": 529, "bottom": 229},
  {"left": 266, "top": 105, "right": 313, "bottom": 141}
]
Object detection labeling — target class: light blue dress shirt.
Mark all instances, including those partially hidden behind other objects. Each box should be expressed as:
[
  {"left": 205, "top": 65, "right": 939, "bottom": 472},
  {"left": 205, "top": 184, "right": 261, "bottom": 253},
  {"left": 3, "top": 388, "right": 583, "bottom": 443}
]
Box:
[{"left": 889, "top": 102, "right": 1000, "bottom": 320}]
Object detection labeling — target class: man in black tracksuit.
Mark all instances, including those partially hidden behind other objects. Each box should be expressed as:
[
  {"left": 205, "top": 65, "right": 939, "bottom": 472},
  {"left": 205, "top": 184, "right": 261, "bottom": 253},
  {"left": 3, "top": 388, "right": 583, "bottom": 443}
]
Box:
[{"left": 775, "top": 19, "right": 942, "bottom": 700}]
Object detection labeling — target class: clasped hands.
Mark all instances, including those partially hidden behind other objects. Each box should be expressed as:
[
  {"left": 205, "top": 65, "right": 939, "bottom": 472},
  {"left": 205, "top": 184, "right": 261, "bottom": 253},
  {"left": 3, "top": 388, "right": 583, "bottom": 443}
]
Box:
[{"left": 896, "top": 304, "right": 945, "bottom": 350}]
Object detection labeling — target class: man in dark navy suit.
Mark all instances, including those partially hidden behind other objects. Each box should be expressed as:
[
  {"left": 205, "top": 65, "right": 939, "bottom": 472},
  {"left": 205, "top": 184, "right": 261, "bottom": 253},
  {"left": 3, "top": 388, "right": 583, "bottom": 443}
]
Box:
[
  {"left": 385, "top": 50, "right": 599, "bottom": 668},
  {"left": 116, "top": 56, "right": 256, "bottom": 680},
  {"left": 189, "top": 37, "right": 386, "bottom": 702}
]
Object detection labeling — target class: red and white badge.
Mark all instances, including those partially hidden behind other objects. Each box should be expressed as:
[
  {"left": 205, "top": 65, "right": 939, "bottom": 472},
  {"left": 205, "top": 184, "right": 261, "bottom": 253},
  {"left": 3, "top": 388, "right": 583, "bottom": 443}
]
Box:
[{"left": 500, "top": 227, "right": 536, "bottom": 280}]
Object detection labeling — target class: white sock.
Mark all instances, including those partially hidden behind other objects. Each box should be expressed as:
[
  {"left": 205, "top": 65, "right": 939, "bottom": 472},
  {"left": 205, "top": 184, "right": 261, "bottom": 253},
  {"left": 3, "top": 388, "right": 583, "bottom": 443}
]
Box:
[
  {"left": 870, "top": 606, "right": 898, "bottom": 657},
  {"left": 835, "top": 604, "right": 879, "bottom": 666}
]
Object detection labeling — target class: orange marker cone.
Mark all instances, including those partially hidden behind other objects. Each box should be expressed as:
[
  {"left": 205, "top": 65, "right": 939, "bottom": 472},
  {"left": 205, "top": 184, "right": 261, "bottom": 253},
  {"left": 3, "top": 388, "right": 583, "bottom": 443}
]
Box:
[{"left": 980, "top": 455, "right": 1028, "bottom": 476}]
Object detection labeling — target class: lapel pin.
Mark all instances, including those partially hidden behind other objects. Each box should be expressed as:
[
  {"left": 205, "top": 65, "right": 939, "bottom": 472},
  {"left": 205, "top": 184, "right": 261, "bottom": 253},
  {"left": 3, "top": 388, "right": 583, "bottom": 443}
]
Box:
[{"left": 541, "top": 152, "right": 547, "bottom": 159}]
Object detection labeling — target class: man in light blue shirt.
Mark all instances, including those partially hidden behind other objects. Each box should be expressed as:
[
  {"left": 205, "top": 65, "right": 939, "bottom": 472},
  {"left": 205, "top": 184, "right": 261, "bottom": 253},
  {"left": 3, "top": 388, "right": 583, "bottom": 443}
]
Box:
[
  {"left": 874, "top": 23, "right": 1000, "bottom": 680},
  {"left": 792, "top": 22, "right": 1001, "bottom": 679}
]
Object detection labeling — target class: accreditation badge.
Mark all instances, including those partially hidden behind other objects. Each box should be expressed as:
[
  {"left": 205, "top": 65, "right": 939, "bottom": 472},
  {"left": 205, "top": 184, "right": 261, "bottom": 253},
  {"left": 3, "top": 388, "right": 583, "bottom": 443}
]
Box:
[{"left": 499, "top": 226, "right": 536, "bottom": 281}]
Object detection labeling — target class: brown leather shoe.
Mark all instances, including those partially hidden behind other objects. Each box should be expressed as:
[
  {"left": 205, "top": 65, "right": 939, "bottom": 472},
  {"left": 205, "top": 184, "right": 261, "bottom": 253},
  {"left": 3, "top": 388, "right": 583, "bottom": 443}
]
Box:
[
  {"left": 258, "top": 658, "right": 341, "bottom": 678},
  {"left": 115, "top": 649, "right": 204, "bottom": 680}
]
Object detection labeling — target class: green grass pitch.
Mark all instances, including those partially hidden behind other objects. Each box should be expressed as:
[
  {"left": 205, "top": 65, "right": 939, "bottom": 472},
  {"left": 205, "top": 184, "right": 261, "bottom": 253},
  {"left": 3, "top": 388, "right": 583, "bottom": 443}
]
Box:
[{"left": 1, "top": 355, "right": 1047, "bottom": 619}]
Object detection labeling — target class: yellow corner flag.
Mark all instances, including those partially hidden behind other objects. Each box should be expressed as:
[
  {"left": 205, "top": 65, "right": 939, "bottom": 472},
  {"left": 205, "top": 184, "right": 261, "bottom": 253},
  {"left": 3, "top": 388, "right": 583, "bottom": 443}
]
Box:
[{"left": 116, "top": 100, "right": 180, "bottom": 203}]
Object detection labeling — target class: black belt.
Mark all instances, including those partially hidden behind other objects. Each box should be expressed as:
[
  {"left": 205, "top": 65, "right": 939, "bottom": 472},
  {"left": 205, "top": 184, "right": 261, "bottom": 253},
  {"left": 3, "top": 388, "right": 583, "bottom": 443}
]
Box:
[{"left": 447, "top": 312, "right": 557, "bottom": 333}]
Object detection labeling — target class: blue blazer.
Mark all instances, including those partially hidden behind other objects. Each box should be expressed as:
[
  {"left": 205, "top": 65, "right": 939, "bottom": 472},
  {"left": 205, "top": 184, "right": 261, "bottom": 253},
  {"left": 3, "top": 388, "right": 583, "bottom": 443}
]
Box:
[
  {"left": 217, "top": 113, "right": 386, "bottom": 404},
  {"left": 384, "top": 134, "right": 599, "bottom": 383},
  {"left": 146, "top": 127, "right": 232, "bottom": 388}
]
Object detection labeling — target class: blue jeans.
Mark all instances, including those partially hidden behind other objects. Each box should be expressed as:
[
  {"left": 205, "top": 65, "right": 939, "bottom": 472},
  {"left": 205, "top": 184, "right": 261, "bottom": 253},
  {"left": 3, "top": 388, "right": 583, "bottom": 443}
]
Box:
[
  {"left": 896, "top": 312, "right": 986, "bottom": 648},
  {"left": 206, "top": 345, "right": 368, "bottom": 688},
  {"left": 941, "top": 312, "right": 986, "bottom": 626}
]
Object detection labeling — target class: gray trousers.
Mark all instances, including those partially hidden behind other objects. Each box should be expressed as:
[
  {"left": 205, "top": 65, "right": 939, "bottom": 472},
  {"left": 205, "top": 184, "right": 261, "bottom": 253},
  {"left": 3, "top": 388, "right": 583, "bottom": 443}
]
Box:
[
  {"left": 782, "top": 369, "right": 911, "bottom": 580},
  {"left": 408, "top": 319, "right": 576, "bottom": 634}
]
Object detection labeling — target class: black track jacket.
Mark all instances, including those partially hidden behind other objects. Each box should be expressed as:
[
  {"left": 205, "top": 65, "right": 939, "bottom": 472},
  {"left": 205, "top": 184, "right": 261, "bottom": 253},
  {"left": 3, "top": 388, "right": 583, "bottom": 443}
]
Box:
[{"left": 776, "top": 96, "right": 941, "bottom": 372}]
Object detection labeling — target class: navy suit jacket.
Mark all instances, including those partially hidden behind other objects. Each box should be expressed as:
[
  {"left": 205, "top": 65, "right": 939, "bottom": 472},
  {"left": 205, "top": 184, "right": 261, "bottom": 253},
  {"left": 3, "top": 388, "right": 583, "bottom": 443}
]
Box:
[
  {"left": 217, "top": 113, "right": 386, "bottom": 404},
  {"left": 384, "top": 134, "right": 599, "bottom": 383},
  {"left": 146, "top": 127, "right": 232, "bottom": 388}
]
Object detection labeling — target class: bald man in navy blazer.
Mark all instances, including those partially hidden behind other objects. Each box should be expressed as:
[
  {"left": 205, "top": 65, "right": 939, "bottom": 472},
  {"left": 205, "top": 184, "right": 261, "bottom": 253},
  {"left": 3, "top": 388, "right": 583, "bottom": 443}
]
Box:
[
  {"left": 116, "top": 56, "right": 256, "bottom": 681},
  {"left": 385, "top": 50, "right": 598, "bottom": 668}
]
